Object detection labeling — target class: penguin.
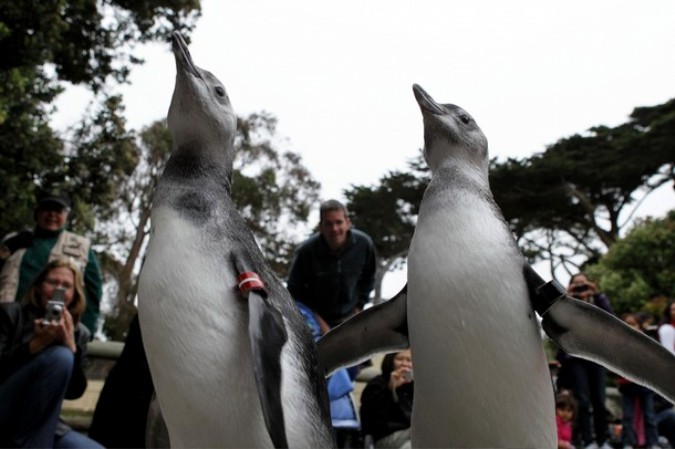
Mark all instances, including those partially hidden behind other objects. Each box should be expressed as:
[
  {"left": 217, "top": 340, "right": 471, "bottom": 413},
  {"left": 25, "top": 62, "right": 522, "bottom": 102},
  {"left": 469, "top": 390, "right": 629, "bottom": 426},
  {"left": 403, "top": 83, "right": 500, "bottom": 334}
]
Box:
[
  {"left": 317, "top": 84, "right": 675, "bottom": 448},
  {"left": 137, "top": 32, "right": 334, "bottom": 448},
  {"left": 406, "top": 83, "right": 556, "bottom": 447}
]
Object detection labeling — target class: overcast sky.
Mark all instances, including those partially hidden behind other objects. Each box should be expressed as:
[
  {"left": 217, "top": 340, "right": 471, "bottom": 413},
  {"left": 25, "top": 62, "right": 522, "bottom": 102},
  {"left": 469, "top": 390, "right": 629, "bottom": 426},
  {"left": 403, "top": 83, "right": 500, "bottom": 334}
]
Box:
[{"left": 54, "top": 0, "right": 675, "bottom": 292}]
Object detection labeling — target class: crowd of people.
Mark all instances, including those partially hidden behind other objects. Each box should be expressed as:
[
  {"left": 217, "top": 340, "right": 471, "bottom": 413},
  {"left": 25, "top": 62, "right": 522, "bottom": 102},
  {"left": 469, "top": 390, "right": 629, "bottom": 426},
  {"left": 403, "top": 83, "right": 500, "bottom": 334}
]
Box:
[
  {"left": 1, "top": 191, "right": 674, "bottom": 449},
  {"left": 0, "top": 192, "right": 104, "bottom": 447},
  {"left": 554, "top": 274, "right": 675, "bottom": 449},
  {"left": 0, "top": 191, "right": 102, "bottom": 334}
]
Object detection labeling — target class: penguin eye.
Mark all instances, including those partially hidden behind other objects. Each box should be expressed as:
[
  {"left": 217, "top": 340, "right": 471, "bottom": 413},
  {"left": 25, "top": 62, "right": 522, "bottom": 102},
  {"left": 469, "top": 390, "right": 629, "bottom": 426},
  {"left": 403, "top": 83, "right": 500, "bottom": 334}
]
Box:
[
  {"left": 459, "top": 114, "right": 471, "bottom": 124},
  {"left": 215, "top": 86, "right": 225, "bottom": 97}
]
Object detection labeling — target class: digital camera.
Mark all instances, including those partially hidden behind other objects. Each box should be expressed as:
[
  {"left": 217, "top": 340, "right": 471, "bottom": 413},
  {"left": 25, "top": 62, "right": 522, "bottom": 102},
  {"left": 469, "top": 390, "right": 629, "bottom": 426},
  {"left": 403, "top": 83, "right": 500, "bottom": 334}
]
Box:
[
  {"left": 572, "top": 284, "right": 590, "bottom": 294},
  {"left": 43, "top": 288, "right": 66, "bottom": 324}
]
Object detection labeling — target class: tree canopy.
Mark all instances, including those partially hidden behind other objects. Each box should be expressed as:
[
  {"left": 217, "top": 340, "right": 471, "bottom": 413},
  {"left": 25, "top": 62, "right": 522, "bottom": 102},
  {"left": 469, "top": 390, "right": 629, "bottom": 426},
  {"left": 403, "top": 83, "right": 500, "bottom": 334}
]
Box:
[
  {"left": 0, "top": 0, "right": 201, "bottom": 238},
  {"left": 231, "top": 112, "right": 321, "bottom": 277},
  {"left": 586, "top": 210, "right": 674, "bottom": 316},
  {"left": 490, "top": 98, "right": 675, "bottom": 277},
  {"left": 344, "top": 156, "right": 428, "bottom": 300},
  {"left": 2, "top": 0, "right": 673, "bottom": 334},
  {"left": 1, "top": 1, "right": 322, "bottom": 339},
  {"left": 344, "top": 97, "right": 675, "bottom": 297}
]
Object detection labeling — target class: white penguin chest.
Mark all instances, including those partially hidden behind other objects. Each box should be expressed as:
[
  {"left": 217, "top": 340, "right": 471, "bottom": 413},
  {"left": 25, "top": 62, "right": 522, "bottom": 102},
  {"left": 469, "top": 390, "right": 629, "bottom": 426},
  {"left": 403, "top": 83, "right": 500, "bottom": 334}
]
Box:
[
  {"left": 406, "top": 192, "right": 556, "bottom": 447},
  {"left": 140, "top": 206, "right": 242, "bottom": 338},
  {"left": 138, "top": 206, "right": 267, "bottom": 445}
]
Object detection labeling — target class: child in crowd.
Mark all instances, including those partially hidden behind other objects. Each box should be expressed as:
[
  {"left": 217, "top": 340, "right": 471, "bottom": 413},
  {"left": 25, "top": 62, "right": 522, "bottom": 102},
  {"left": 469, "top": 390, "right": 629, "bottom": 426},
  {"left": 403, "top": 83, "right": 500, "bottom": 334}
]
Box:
[
  {"left": 556, "top": 390, "right": 578, "bottom": 449},
  {"left": 618, "top": 313, "right": 659, "bottom": 449}
]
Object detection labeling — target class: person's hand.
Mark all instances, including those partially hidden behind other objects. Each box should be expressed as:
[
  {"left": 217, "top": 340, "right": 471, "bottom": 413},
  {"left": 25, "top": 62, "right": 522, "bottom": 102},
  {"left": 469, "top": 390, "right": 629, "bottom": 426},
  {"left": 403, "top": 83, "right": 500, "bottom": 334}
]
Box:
[
  {"left": 389, "top": 367, "right": 413, "bottom": 391},
  {"left": 29, "top": 319, "right": 59, "bottom": 353},
  {"left": 315, "top": 313, "right": 331, "bottom": 335},
  {"left": 29, "top": 310, "right": 76, "bottom": 354},
  {"left": 567, "top": 280, "right": 598, "bottom": 302},
  {"left": 60, "top": 309, "right": 77, "bottom": 353}
]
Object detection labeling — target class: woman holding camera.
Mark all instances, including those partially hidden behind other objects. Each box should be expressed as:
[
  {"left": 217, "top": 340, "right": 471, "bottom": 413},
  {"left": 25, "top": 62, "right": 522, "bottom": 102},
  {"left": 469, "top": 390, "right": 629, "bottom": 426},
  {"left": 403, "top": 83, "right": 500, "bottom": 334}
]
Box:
[
  {"left": 360, "top": 349, "right": 414, "bottom": 449},
  {"left": 556, "top": 273, "right": 614, "bottom": 449},
  {"left": 0, "top": 258, "right": 103, "bottom": 448}
]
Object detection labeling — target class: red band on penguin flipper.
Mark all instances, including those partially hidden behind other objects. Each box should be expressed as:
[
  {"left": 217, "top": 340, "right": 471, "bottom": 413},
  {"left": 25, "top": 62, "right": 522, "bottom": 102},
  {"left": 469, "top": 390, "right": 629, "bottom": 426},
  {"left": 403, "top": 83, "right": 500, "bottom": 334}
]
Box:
[{"left": 238, "top": 271, "right": 267, "bottom": 296}]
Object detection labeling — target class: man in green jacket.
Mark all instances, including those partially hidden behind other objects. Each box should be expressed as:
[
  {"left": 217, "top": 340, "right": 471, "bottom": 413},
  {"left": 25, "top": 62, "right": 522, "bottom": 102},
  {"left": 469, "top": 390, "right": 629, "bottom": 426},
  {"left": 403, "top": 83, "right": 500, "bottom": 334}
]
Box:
[{"left": 0, "top": 191, "right": 102, "bottom": 334}]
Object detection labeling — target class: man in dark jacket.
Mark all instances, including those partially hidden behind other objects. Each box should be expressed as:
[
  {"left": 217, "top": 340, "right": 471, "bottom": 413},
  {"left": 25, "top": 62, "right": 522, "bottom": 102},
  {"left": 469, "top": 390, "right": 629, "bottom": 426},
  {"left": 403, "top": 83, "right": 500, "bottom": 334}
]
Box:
[{"left": 287, "top": 199, "right": 376, "bottom": 332}]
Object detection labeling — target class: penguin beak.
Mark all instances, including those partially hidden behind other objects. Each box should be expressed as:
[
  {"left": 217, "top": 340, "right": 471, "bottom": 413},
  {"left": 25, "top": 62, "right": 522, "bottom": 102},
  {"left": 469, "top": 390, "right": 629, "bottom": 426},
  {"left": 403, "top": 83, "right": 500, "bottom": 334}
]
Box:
[
  {"left": 172, "top": 31, "right": 201, "bottom": 78},
  {"left": 413, "top": 84, "right": 445, "bottom": 115}
]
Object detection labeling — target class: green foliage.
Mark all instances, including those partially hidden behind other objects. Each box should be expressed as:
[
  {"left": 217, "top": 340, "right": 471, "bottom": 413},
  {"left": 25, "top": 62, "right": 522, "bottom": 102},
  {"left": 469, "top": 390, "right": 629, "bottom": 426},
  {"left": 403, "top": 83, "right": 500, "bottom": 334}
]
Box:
[
  {"left": 344, "top": 154, "right": 429, "bottom": 299},
  {"left": 66, "top": 96, "right": 140, "bottom": 233},
  {"left": 586, "top": 210, "right": 675, "bottom": 315},
  {"left": 0, "top": 0, "right": 201, "bottom": 90},
  {"left": 0, "top": 0, "right": 200, "bottom": 238},
  {"left": 489, "top": 98, "right": 675, "bottom": 277},
  {"left": 97, "top": 119, "right": 172, "bottom": 340},
  {"left": 346, "top": 97, "right": 674, "bottom": 295},
  {"left": 0, "top": 0, "right": 200, "bottom": 339},
  {"left": 0, "top": 79, "right": 64, "bottom": 235},
  {"left": 348, "top": 170, "right": 426, "bottom": 264},
  {"left": 232, "top": 112, "right": 321, "bottom": 276},
  {"left": 490, "top": 157, "right": 580, "bottom": 237},
  {"left": 0, "top": 94, "right": 138, "bottom": 240}
]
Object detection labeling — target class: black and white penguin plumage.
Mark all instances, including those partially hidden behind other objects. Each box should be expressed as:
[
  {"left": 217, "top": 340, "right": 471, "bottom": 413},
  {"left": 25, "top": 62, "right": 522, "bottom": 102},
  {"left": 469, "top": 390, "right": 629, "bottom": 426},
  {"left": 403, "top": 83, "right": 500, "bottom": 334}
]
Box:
[
  {"left": 405, "top": 84, "right": 557, "bottom": 447},
  {"left": 137, "top": 32, "right": 334, "bottom": 448},
  {"left": 317, "top": 84, "right": 675, "bottom": 448}
]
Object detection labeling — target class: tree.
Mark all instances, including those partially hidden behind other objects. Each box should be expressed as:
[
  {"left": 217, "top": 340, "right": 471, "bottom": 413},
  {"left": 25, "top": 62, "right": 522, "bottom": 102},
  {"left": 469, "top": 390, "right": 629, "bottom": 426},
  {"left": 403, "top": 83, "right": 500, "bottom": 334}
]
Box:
[
  {"left": 101, "top": 113, "right": 320, "bottom": 340},
  {"left": 0, "top": 92, "right": 139, "bottom": 239},
  {"left": 489, "top": 98, "right": 675, "bottom": 279},
  {"left": 98, "top": 119, "right": 172, "bottom": 340},
  {"left": 0, "top": 1, "right": 201, "bottom": 90},
  {"left": 231, "top": 112, "right": 321, "bottom": 277},
  {"left": 0, "top": 67, "right": 64, "bottom": 236},
  {"left": 586, "top": 210, "right": 675, "bottom": 316},
  {"left": 0, "top": 2, "right": 201, "bottom": 337},
  {"left": 343, "top": 97, "right": 674, "bottom": 294},
  {"left": 0, "top": 0, "right": 201, "bottom": 237},
  {"left": 344, "top": 155, "right": 429, "bottom": 300}
]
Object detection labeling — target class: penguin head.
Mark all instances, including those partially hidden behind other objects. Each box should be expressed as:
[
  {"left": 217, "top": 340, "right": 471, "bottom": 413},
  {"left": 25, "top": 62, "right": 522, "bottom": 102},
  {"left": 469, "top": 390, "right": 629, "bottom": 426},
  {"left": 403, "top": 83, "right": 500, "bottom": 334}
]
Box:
[
  {"left": 168, "top": 32, "right": 237, "bottom": 159},
  {"left": 412, "top": 84, "right": 488, "bottom": 178}
]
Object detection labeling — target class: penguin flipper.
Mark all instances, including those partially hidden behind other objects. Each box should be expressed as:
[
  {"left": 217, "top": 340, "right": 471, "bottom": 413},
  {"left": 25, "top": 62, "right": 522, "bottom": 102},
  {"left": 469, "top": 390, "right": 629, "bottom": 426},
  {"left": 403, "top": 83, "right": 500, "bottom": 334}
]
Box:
[
  {"left": 317, "top": 286, "right": 409, "bottom": 376},
  {"left": 523, "top": 265, "right": 675, "bottom": 403},
  {"left": 543, "top": 296, "right": 675, "bottom": 403},
  {"left": 248, "top": 290, "right": 290, "bottom": 448}
]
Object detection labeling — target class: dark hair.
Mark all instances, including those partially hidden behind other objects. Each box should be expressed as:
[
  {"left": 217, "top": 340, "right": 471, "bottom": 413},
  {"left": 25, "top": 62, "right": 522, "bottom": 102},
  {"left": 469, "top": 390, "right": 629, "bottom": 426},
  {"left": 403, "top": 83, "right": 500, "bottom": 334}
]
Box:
[
  {"left": 319, "top": 199, "right": 349, "bottom": 223},
  {"left": 380, "top": 350, "right": 412, "bottom": 380},
  {"left": 555, "top": 390, "right": 578, "bottom": 416},
  {"left": 634, "top": 311, "right": 655, "bottom": 327},
  {"left": 664, "top": 299, "right": 675, "bottom": 324},
  {"left": 568, "top": 272, "right": 591, "bottom": 286},
  {"left": 621, "top": 312, "right": 637, "bottom": 322}
]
